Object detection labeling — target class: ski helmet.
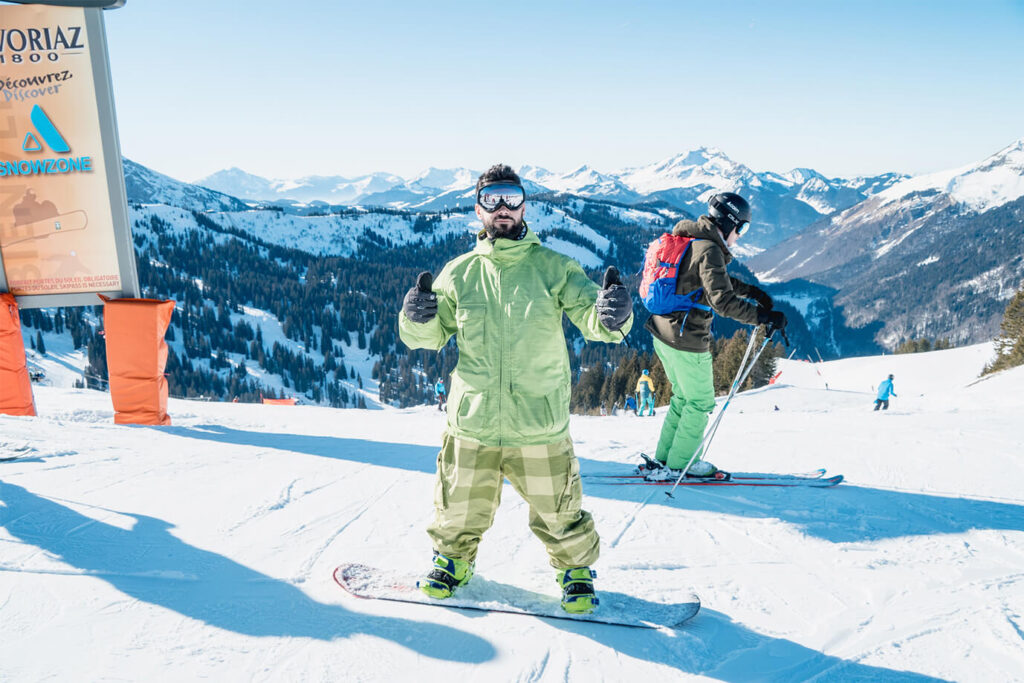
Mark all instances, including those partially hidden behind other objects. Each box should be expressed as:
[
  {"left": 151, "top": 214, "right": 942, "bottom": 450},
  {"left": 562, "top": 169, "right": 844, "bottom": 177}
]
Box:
[
  {"left": 642, "top": 369, "right": 650, "bottom": 375},
  {"left": 708, "top": 192, "right": 751, "bottom": 236}
]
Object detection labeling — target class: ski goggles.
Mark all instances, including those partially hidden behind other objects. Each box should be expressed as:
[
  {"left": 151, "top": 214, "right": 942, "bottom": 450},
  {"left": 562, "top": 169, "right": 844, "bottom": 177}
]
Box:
[
  {"left": 734, "top": 220, "right": 750, "bottom": 237},
  {"left": 476, "top": 183, "right": 526, "bottom": 212}
]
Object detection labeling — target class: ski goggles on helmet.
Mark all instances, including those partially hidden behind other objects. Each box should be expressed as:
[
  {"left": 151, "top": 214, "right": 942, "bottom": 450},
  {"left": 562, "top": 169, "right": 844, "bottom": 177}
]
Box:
[
  {"left": 477, "top": 183, "right": 526, "bottom": 212},
  {"left": 734, "top": 220, "right": 750, "bottom": 237}
]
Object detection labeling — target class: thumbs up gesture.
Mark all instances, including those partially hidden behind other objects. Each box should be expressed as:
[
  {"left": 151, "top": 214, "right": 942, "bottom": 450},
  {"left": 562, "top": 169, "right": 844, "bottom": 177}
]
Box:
[
  {"left": 402, "top": 271, "right": 438, "bottom": 323},
  {"left": 595, "top": 266, "right": 632, "bottom": 332}
]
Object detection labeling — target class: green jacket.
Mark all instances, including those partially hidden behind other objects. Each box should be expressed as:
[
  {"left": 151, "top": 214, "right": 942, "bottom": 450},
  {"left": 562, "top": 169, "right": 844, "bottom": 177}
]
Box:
[
  {"left": 399, "top": 226, "right": 632, "bottom": 446},
  {"left": 644, "top": 216, "right": 761, "bottom": 352}
]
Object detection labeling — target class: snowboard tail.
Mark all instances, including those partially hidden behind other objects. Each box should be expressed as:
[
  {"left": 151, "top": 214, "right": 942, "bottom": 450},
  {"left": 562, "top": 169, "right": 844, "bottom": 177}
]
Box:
[{"left": 333, "top": 563, "right": 699, "bottom": 630}]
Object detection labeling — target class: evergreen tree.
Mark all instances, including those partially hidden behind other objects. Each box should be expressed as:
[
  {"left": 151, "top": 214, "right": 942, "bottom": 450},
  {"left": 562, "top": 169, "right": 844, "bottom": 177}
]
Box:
[{"left": 983, "top": 286, "right": 1024, "bottom": 375}]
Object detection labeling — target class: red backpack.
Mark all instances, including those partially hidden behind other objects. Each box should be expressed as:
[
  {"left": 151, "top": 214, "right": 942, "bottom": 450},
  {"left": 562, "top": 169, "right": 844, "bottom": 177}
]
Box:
[{"left": 638, "top": 234, "right": 711, "bottom": 315}]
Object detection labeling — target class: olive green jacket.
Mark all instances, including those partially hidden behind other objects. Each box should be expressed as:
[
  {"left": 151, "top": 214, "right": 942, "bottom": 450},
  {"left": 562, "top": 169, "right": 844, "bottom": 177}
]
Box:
[
  {"left": 644, "top": 216, "right": 760, "bottom": 352},
  {"left": 399, "top": 226, "right": 632, "bottom": 446}
]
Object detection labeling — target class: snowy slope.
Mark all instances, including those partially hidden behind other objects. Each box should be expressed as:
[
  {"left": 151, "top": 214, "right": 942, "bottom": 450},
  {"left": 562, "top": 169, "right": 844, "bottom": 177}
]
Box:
[{"left": 2, "top": 344, "right": 1022, "bottom": 681}]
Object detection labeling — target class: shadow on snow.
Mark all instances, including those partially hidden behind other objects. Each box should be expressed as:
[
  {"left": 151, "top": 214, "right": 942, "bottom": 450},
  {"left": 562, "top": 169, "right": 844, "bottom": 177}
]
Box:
[{"left": 0, "top": 481, "right": 495, "bottom": 664}]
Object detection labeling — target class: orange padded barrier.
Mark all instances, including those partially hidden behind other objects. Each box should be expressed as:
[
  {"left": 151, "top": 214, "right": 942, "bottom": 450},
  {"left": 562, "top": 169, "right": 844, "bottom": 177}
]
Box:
[
  {"left": 262, "top": 397, "right": 297, "bottom": 406},
  {"left": 0, "top": 293, "right": 36, "bottom": 416},
  {"left": 100, "top": 295, "right": 175, "bottom": 426}
]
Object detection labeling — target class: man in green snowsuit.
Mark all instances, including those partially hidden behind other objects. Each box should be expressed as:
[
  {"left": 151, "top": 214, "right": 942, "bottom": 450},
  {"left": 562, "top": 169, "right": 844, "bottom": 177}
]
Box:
[
  {"left": 643, "top": 192, "right": 786, "bottom": 479},
  {"left": 399, "top": 164, "right": 633, "bottom": 613}
]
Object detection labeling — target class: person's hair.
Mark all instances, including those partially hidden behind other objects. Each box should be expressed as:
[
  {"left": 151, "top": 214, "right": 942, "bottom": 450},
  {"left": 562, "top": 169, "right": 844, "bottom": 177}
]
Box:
[{"left": 476, "top": 163, "right": 522, "bottom": 193}]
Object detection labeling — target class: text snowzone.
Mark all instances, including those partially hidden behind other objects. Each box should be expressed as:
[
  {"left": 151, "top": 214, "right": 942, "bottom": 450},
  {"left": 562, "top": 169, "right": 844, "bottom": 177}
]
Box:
[{"left": 0, "top": 157, "right": 93, "bottom": 177}]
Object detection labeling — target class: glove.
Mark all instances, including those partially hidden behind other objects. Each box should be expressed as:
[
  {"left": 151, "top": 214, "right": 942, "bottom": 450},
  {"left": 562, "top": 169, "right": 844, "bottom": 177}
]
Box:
[
  {"left": 757, "top": 306, "right": 787, "bottom": 333},
  {"left": 749, "top": 285, "right": 774, "bottom": 311},
  {"left": 595, "top": 266, "right": 632, "bottom": 332},
  {"left": 402, "top": 271, "right": 438, "bottom": 323}
]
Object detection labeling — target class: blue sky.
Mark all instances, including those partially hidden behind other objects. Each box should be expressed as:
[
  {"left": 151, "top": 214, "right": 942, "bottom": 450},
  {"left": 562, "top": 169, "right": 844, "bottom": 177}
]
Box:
[{"left": 103, "top": 1, "right": 1024, "bottom": 182}]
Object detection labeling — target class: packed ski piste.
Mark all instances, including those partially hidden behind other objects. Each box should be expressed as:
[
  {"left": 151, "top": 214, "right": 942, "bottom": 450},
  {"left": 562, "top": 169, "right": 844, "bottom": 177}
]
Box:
[{"left": 3, "top": 167, "right": 1023, "bottom": 681}]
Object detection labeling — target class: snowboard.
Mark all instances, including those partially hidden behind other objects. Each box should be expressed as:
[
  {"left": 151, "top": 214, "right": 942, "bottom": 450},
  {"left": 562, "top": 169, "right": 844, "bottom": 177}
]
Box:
[{"left": 333, "top": 563, "right": 700, "bottom": 630}]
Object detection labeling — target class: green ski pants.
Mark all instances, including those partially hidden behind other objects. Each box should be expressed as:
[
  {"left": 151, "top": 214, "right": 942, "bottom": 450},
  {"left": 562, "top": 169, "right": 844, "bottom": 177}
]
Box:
[
  {"left": 653, "top": 338, "right": 717, "bottom": 469},
  {"left": 427, "top": 433, "right": 600, "bottom": 569}
]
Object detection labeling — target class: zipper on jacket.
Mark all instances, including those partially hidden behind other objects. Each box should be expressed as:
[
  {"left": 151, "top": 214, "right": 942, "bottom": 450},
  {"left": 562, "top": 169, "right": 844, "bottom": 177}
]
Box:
[{"left": 497, "top": 266, "right": 503, "bottom": 447}]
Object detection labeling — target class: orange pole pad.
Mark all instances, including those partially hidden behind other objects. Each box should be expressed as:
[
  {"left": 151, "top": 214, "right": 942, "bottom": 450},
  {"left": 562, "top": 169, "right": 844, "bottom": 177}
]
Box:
[
  {"left": 101, "top": 296, "right": 175, "bottom": 426},
  {"left": 0, "top": 293, "right": 37, "bottom": 417}
]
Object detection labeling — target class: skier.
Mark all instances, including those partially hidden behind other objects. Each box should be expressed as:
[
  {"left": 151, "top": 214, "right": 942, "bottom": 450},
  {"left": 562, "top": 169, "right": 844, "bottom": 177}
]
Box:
[
  {"left": 623, "top": 394, "right": 638, "bottom": 415},
  {"left": 399, "top": 164, "right": 633, "bottom": 614},
  {"left": 635, "top": 369, "right": 656, "bottom": 416},
  {"left": 433, "top": 378, "right": 446, "bottom": 411},
  {"left": 641, "top": 192, "right": 786, "bottom": 480},
  {"left": 874, "top": 374, "right": 896, "bottom": 411}
]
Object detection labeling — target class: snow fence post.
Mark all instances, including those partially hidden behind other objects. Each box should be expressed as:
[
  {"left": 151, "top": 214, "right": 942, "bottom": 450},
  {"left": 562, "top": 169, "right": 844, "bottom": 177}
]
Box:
[
  {"left": 100, "top": 295, "right": 175, "bottom": 425},
  {"left": 0, "top": 293, "right": 37, "bottom": 416}
]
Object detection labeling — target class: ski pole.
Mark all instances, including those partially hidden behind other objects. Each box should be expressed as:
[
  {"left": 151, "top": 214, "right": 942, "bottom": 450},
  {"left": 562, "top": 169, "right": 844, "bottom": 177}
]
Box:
[{"left": 664, "top": 328, "right": 774, "bottom": 499}]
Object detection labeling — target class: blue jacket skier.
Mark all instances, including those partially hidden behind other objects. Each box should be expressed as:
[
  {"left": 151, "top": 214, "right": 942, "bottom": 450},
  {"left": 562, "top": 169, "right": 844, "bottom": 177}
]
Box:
[
  {"left": 434, "top": 378, "right": 447, "bottom": 411},
  {"left": 874, "top": 374, "right": 896, "bottom": 411},
  {"left": 635, "top": 370, "right": 656, "bottom": 416}
]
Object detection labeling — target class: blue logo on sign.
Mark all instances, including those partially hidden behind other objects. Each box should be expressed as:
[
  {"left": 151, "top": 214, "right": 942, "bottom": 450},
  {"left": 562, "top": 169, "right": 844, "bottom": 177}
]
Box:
[{"left": 22, "top": 105, "right": 70, "bottom": 153}]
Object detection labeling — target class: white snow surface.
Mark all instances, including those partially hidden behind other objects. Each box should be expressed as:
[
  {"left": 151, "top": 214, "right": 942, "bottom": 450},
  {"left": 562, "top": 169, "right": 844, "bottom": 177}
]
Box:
[{"left": 2, "top": 344, "right": 1024, "bottom": 682}]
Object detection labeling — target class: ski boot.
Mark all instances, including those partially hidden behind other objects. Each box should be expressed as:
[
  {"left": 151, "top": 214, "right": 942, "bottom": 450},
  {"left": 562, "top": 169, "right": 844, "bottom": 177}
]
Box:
[
  {"left": 557, "top": 567, "right": 598, "bottom": 614},
  {"left": 643, "top": 459, "right": 730, "bottom": 482},
  {"left": 417, "top": 552, "right": 474, "bottom": 599},
  {"left": 686, "top": 460, "right": 724, "bottom": 478}
]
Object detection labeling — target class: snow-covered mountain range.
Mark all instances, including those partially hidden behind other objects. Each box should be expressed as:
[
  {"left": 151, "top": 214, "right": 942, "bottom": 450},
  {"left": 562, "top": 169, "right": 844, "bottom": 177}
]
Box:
[
  {"left": 196, "top": 147, "right": 906, "bottom": 251},
  {"left": 749, "top": 138, "right": 1024, "bottom": 347}
]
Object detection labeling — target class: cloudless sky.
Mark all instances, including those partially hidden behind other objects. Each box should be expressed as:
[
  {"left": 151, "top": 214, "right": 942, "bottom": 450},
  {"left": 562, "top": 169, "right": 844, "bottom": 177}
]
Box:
[{"left": 101, "top": 0, "right": 1024, "bottom": 182}]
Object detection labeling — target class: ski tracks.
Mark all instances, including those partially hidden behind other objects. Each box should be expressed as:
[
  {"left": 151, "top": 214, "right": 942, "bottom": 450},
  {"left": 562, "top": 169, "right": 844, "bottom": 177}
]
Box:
[{"left": 296, "top": 479, "right": 402, "bottom": 581}]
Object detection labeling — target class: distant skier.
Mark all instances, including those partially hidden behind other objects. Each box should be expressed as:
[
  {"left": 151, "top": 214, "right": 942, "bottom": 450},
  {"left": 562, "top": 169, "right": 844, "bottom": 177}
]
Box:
[
  {"left": 874, "top": 374, "right": 896, "bottom": 411},
  {"left": 433, "top": 378, "right": 446, "bottom": 411},
  {"left": 623, "top": 394, "right": 638, "bottom": 415},
  {"left": 399, "top": 164, "right": 632, "bottom": 614},
  {"left": 640, "top": 192, "right": 786, "bottom": 480},
  {"left": 635, "top": 370, "right": 656, "bottom": 416}
]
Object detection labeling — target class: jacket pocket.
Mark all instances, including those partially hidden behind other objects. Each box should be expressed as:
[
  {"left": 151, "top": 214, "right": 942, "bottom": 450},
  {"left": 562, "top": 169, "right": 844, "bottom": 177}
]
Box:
[
  {"left": 450, "top": 382, "right": 488, "bottom": 436},
  {"left": 455, "top": 304, "right": 486, "bottom": 355},
  {"left": 557, "top": 452, "right": 582, "bottom": 515},
  {"left": 507, "top": 386, "right": 566, "bottom": 442}
]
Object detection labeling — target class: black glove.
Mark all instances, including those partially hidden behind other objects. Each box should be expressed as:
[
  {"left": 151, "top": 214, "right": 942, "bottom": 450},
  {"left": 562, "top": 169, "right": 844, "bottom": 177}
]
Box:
[
  {"left": 749, "top": 285, "right": 774, "bottom": 311},
  {"left": 595, "top": 266, "right": 632, "bottom": 332},
  {"left": 402, "top": 271, "right": 438, "bottom": 323},
  {"left": 757, "top": 306, "right": 787, "bottom": 332}
]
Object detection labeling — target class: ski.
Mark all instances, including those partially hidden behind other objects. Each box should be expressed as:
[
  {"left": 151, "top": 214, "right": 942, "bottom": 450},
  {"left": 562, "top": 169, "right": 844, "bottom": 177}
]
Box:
[
  {"left": 588, "top": 474, "right": 844, "bottom": 488},
  {"left": 583, "top": 468, "right": 828, "bottom": 481},
  {"left": 333, "top": 563, "right": 700, "bottom": 630}
]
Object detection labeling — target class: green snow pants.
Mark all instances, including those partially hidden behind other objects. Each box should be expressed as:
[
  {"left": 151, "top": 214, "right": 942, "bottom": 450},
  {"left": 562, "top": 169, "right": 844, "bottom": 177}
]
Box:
[
  {"left": 427, "top": 432, "right": 600, "bottom": 570},
  {"left": 653, "top": 338, "right": 716, "bottom": 469}
]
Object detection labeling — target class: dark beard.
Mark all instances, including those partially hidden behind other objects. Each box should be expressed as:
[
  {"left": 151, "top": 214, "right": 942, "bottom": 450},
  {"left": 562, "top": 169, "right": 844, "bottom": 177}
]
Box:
[{"left": 484, "top": 215, "right": 526, "bottom": 241}]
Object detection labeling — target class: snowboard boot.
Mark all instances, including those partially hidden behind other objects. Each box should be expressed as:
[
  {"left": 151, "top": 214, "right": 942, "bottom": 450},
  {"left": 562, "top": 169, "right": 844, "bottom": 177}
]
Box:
[
  {"left": 418, "top": 552, "right": 474, "bottom": 599},
  {"left": 557, "top": 567, "right": 598, "bottom": 614}
]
